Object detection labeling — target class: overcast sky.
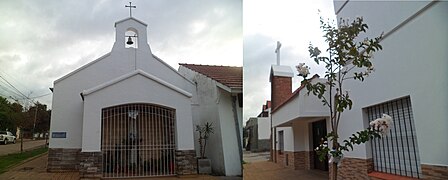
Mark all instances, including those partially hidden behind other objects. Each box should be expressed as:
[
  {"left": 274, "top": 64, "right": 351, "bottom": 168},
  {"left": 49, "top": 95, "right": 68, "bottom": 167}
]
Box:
[
  {"left": 243, "top": 0, "right": 336, "bottom": 122},
  {"left": 0, "top": 0, "right": 242, "bottom": 108},
  {"left": 1, "top": 0, "right": 336, "bottom": 122}
]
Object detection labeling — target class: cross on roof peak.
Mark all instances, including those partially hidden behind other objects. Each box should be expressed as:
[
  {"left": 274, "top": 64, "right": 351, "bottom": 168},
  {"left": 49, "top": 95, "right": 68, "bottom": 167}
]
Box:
[{"left": 125, "top": 2, "right": 136, "bottom": 17}]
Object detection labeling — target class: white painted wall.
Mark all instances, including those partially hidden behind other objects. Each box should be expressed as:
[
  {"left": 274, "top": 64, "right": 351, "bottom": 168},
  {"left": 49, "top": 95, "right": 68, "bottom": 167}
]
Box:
[
  {"left": 178, "top": 66, "right": 225, "bottom": 174},
  {"left": 274, "top": 127, "right": 294, "bottom": 152},
  {"left": 257, "top": 116, "right": 270, "bottom": 140},
  {"left": 272, "top": 78, "right": 329, "bottom": 127},
  {"left": 81, "top": 72, "right": 194, "bottom": 151},
  {"left": 335, "top": 1, "right": 448, "bottom": 166},
  {"left": 178, "top": 66, "right": 243, "bottom": 176},
  {"left": 218, "top": 88, "right": 242, "bottom": 176},
  {"left": 49, "top": 18, "right": 196, "bottom": 151}
]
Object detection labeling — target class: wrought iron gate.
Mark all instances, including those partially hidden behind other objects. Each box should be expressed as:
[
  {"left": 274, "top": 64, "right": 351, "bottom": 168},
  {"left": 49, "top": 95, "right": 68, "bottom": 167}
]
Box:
[{"left": 101, "top": 104, "right": 176, "bottom": 178}]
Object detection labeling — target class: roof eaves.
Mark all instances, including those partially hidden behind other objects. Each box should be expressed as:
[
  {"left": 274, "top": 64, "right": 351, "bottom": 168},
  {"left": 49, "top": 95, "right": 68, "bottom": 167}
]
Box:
[
  {"left": 271, "top": 74, "right": 320, "bottom": 113},
  {"left": 81, "top": 69, "right": 192, "bottom": 99},
  {"left": 114, "top": 17, "right": 148, "bottom": 27},
  {"left": 54, "top": 53, "right": 111, "bottom": 84}
]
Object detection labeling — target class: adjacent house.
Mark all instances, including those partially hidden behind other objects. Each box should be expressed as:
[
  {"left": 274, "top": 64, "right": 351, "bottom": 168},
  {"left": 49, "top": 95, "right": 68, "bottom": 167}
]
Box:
[
  {"left": 178, "top": 64, "right": 243, "bottom": 176},
  {"left": 270, "top": 1, "right": 448, "bottom": 179},
  {"left": 245, "top": 101, "right": 271, "bottom": 152}
]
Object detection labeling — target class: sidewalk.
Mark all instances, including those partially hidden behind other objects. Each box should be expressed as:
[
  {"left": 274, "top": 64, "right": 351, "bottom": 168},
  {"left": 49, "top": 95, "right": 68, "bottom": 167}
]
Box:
[
  {"left": 0, "top": 153, "right": 241, "bottom": 180},
  {"left": 243, "top": 160, "right": 328, "bottom": 180},
  {"left": 0, "top": 153, "right": 79, "bottom": 180}
]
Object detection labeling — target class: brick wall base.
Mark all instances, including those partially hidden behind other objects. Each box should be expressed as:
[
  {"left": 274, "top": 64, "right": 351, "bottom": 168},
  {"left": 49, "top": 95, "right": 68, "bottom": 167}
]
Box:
[
  {"left": 422, "top": 164, "right": 448, "bottom": 179},
  {"left": 47, "top": 148, "right": 81, "bottom": 172},
  {"left": 333, "top": 157, "right": 373, "bottom": 180},
  {"left": 175, "top": 150, "right": 197, "bottom": 175},
  {"left": 275, "top": 150, "right": 313, "bottom": 170},
  {"left": 79, "top": 151, "right": 102, "bottom": 179}
]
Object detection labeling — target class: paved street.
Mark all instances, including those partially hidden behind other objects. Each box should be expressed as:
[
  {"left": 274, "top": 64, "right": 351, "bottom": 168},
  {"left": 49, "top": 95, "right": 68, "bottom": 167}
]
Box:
[
  {"left": 243, "top": 151, "right": 328, "bottom": 180},
  {"left": 243, "top": 150, "right": 270, "bottom": 163},
  {"left": 0, "top": 153, "right": 241, "bottom": 180},
  {"left": 0, "top": 139, "right": 47, "bottom": 156}
]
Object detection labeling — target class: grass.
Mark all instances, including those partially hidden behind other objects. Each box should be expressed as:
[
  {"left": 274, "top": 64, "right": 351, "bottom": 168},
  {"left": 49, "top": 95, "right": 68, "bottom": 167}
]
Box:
[{"left": 0, "top": 146, "right": 48, "bottom": 174}]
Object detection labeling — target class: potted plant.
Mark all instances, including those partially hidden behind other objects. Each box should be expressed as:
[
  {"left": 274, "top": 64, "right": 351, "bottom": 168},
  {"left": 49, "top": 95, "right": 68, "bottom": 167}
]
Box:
[{"left": 195, "top": 122, "right": 214, "bottom": 174}]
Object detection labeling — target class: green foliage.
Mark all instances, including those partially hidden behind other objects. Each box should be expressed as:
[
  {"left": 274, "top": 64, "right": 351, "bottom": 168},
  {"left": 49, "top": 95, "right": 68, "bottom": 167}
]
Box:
[
  {"left": 0, "top": 96, "right": 51, "bottom": 135},
  {"left": 299, "top": 16, "right": 384, "bottom": 165},
  {"left": 196, "top": 122, "right": 214, "bottom": 158},
  {"left": 316, "top": 128, "right": 382, "bottom": 162},
  {"left": 0, "top": 147, "right": 48, "bottom": 174}
]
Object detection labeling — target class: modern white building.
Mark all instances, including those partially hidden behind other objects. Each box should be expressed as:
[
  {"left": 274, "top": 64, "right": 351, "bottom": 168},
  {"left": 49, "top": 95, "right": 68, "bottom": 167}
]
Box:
[
  {"left": 270, "top": 1, "right": 448, "bottom": 179},
  {"left": 48, "top": 16, "right": 199, "bottom": 178},
  {"left": 178, "top": 64, "right": 243, "bottom": 176}
]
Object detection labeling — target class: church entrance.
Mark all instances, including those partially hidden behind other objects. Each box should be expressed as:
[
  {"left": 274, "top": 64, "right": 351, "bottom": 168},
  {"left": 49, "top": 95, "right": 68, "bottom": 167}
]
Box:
[{"left": 101, "top": 103, "right": 176, "bottom": 178}]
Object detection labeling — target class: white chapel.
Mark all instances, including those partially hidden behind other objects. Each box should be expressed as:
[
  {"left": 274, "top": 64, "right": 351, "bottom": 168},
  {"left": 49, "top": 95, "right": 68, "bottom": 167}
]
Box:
[{"left": 48, "top": 16, "right": 199, "bottom": 178}]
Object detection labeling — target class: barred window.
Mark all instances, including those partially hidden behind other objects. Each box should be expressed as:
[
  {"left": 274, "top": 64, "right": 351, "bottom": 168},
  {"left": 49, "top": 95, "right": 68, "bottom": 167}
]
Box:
[{"left": 366, "top": 96, "right": 421, "bottom": 178}]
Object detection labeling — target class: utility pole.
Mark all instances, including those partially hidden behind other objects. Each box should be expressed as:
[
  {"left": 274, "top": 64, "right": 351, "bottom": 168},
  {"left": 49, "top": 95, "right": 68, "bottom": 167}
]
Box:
[{"left": 32, "top": 103, "right": 38, "bottom": 140}]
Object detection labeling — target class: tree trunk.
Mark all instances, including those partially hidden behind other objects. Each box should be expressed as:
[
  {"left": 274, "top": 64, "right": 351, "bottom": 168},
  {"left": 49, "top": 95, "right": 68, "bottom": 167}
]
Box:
[
  {"left": 20, "top": 130, "right": 23, "bottom": 153},
  {"left": 332, "top": 138, "right": 339, "bottom": 180}
]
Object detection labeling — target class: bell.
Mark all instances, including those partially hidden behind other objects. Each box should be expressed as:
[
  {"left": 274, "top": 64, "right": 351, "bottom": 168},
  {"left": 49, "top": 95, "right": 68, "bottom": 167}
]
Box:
[{"left": 126, "top": 36, "right": 133, "bottom": 45}]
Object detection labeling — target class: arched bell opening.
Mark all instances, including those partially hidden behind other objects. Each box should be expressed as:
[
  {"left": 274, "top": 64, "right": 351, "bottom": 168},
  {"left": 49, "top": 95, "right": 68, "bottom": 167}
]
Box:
[
  {"left": 125, "top": 28, "right": 138, "bottom": 49},
  {"left": 101, "top": 103, "right": 176, "bottom": 178}
]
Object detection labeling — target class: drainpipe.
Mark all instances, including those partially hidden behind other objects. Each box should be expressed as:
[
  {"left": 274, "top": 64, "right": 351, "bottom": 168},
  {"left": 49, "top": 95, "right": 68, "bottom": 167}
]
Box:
[{"left": 231, "top": 95, "right": 243, "bottom": 174}]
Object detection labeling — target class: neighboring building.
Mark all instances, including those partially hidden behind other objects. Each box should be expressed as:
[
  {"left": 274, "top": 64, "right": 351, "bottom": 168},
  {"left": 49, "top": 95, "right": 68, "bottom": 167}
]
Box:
[
  {"left": 178, "top": 64, "right": 243, "bottom": 176},
  {"left": 270, "top": 1, "right": 448, "bottom": 179},
  {"left": 48, "top": 16, "right": 198, "bottom": 178},
  {"left": 245, "top": 101, "right": 271, "bottom": 152}
]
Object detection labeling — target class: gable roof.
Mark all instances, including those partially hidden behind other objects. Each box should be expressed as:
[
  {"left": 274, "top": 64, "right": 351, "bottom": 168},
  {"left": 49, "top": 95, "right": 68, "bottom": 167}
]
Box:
[
  {"left": 179, "top": 64, "right": 242, "bottom": 90},
  {"left": 114, "top": 17, "right": 147, "bottom": 27},
  {"left": 81, "top": 69, "right": 192, "bottom": 99}
]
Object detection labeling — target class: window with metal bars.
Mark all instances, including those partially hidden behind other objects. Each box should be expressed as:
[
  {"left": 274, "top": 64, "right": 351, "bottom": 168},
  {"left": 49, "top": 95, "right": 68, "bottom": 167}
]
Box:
[{"left": 365, "top": 96, "right": 421, "bottom": 178}]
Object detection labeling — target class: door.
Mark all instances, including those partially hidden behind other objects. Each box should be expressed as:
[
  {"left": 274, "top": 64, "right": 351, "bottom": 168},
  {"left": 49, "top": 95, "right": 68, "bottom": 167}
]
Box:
[{"left": 312, "top": 120, "right": 328, "bottom": 171}]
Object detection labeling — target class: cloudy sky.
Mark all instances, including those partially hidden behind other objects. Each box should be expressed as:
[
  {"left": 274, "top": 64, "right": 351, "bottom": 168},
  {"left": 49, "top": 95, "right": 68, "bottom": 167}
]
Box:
[
  {"left": 1, "top": 0, "right": 336, "bottom": 122},
  {"left": 243, "top": 0, "right": 336, "bottom": 122},
  {"left": 0, "top": 0, "right": 242, "bottom": 107}
]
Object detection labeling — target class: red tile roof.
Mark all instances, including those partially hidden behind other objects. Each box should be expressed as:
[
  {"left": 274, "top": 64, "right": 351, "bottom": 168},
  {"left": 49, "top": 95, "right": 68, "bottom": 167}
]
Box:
[{"left": 179, "top": 63, "right": 242, "bottom": 89}]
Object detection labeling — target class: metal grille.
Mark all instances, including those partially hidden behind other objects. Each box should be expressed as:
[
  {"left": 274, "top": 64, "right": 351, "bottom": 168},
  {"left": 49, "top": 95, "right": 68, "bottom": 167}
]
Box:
[
  {"left": 366, "top": 97, "right": 421, "bottom": 178},
  {"left": 101, "top": 103, "right": 176, "bottom": 178}
]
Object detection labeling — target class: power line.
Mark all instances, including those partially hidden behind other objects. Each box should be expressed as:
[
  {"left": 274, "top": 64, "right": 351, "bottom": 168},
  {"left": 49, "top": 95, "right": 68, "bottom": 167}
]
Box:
[
  {"left": 0, "top": 83, "right": 23, "bottom": 99},
  {"left": 17, "top": 93, "right": 52, "bottom": 100},
  {"left": 0, "top": 74, "right": 30, "bottom": 100},
  {"left": 0, "top": 69, "right": 32, "bottom": 94}
]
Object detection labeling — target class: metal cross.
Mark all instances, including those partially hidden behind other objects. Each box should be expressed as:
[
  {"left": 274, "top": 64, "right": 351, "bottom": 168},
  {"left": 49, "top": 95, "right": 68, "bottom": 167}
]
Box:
[
  {"left": 275, "top": 41, "right": 282, "bottom": 65},
  {"left": 125, "top": 2, "right": 136, "bottom": 17}
]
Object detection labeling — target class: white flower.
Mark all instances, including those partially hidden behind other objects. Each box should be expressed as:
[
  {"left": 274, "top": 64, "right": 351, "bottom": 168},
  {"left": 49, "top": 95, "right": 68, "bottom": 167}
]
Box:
[
  {"left": 363, "top": 39, "right": 370, "bottom": 46},
  {"left": 370, "top": 114, "right": 393, "bottom": 136},
  {"left": 296, "top": 63, "right": 310, "bottom": 77},
  {"left": 328, "top": 152, "right": 344, "bottom": 166}
]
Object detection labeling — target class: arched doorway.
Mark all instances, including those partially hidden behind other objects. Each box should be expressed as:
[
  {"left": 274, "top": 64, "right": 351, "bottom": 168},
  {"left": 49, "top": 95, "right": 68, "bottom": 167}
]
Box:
[{"left": 101, "top": 103, "right": 176, "bottom": 178}]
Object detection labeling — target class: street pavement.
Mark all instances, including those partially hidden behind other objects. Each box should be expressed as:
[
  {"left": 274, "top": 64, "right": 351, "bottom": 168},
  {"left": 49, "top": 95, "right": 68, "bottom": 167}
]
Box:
[
  {"left": 2, "top": 148, "right": 328, "bottom": 180},
  {"left": 243, "top": 150, "right": 328, "bottom": 180},
  {"left": 0, "top": 139, "right": 47, "bottom": 156},
  {"left": 243, "top": 150, "right": 270, "bottom": 163},
  {"left": 0, "top": 153, "right": 242, "bottom": 180}
]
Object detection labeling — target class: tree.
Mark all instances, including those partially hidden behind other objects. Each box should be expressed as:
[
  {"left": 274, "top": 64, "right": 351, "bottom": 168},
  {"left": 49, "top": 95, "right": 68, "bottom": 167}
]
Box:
[
  {"left": 297, "top": 17, "right": 390, "bottom": 179},
  {"left": 195, "top": 122, "right": 214, "bottom": 159}
]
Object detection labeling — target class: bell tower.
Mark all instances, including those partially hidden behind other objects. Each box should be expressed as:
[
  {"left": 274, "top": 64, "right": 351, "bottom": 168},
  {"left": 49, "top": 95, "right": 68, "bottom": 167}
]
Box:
[{"left": 112, "top": 17, "right": 151, "bottom": 53}]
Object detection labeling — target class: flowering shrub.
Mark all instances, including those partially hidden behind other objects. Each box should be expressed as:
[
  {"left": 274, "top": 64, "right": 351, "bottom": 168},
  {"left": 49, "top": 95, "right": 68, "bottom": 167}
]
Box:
[
  {"left": 315, "top": 114, "right": 392, "bottom": 165},
  {"left": 297, "top": 16, "right": 385, "bottom": 179}
]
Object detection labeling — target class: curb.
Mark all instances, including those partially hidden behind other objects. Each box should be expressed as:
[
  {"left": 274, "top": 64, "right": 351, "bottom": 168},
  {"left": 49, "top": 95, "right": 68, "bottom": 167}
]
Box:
[{"left": 1, "top": 147, "right": 49, "bottom": 173}]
